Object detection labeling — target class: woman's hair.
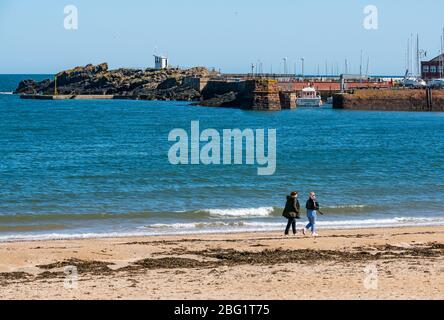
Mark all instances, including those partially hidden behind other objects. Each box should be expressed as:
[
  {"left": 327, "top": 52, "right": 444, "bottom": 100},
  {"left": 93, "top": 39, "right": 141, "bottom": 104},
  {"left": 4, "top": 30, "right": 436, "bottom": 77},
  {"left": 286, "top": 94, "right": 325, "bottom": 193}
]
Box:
[{"left": 291, "top": 191, "right": 299, "bottom": 197}]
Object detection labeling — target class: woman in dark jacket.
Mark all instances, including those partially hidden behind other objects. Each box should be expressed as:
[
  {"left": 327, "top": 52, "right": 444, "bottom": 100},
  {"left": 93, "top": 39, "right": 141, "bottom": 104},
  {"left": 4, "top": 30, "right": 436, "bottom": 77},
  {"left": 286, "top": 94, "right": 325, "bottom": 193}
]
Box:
[{"left": 283, "top": 191, "right": 301, "bottom": 236}]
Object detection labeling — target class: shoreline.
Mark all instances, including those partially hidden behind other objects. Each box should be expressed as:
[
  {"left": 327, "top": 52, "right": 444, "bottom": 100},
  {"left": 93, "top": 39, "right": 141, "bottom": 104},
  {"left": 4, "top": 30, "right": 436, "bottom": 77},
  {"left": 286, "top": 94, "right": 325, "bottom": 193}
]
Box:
[
  {"left": 1, "top": 225, "right": 443, "bottom": 299},
  {"left": 1, "top": 220, "right": 444, "bottom": 244}
]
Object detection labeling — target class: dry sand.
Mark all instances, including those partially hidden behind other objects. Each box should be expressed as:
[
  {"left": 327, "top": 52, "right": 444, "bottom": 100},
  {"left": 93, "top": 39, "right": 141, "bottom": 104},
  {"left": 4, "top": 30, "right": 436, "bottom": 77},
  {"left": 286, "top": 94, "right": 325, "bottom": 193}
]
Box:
[{"left": 0, "top": 226, "right": 443, "bottom": 300}]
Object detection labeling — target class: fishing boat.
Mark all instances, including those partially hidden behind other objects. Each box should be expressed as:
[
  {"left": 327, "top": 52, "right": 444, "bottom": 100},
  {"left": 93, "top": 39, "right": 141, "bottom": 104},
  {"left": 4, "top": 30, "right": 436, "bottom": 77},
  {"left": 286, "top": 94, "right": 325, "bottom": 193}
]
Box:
[{"left": 296, "top": 86, "right": 323, "bottom": 107}]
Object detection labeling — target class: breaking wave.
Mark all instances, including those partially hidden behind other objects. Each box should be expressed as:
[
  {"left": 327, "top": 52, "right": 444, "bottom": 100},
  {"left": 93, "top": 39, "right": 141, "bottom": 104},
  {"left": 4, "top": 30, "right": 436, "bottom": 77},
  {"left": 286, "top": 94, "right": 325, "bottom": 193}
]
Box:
[
  {"left": 203, "top": 207, "right": 276, "bottom": 217},
  {"left": 1, "top": 216, "right": 443, "bottom": 242}
]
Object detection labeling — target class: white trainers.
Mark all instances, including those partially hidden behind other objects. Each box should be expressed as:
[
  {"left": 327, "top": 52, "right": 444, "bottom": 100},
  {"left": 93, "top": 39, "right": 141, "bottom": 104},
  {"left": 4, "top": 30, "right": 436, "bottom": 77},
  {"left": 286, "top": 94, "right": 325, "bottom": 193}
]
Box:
[{"left": 312, "top": 233, "right": 319, "bottom": 237}]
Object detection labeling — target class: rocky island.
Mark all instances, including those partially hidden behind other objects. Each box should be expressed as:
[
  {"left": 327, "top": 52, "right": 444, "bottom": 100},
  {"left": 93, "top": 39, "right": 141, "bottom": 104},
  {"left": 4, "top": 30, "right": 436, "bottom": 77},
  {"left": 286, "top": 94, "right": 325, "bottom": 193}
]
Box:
[
  {"left": 15, "top": 63, "right": 287, "bottom": 110},
  {"left": 16, "top": 63, "right": 218, "bottom": 102}
]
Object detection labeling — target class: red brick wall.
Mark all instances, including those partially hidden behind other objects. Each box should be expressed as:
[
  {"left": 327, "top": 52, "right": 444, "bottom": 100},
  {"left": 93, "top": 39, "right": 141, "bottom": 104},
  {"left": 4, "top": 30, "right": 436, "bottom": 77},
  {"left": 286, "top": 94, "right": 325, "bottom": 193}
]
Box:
[
  {"left": 421, "top": 61, "right": 444, "bottom": 80},
  {"left": 277, "top": 81, "right": 392, "bottom": 92}
]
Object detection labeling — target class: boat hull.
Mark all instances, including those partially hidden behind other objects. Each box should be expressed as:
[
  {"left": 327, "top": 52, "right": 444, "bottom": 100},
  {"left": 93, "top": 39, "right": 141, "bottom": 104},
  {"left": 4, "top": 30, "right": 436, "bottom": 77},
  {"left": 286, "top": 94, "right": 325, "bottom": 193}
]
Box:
[{"left": 296, "top": 98, "right": 323, "bottom": 107}]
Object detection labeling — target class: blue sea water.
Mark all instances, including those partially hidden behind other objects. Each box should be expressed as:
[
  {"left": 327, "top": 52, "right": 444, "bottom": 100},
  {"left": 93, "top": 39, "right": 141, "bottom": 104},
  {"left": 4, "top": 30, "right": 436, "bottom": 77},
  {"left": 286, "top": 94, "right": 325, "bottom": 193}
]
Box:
[{"left": 0, "top": 75, "right": 443, "bottom": 241}]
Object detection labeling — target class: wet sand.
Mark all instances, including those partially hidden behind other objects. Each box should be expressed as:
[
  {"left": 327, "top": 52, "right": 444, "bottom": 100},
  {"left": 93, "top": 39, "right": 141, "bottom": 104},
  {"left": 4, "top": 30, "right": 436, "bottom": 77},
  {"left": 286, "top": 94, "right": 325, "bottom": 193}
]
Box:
[{"left": 0, "top": 226, "right": 443, "bottom": 300}]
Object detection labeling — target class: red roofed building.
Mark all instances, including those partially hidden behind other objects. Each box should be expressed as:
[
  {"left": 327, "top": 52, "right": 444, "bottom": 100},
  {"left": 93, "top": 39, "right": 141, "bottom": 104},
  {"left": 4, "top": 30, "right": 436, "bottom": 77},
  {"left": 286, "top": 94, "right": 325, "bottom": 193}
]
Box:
[{"left": 421, "top": 53, "right": 444, "bottom": 80}]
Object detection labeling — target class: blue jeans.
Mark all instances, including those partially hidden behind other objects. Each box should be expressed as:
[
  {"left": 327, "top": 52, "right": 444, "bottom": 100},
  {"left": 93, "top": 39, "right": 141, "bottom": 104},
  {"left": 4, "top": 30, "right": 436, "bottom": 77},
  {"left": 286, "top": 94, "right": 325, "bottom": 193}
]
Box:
[{"left": 305, "top": 210, "right": 317, "bottom": 233}]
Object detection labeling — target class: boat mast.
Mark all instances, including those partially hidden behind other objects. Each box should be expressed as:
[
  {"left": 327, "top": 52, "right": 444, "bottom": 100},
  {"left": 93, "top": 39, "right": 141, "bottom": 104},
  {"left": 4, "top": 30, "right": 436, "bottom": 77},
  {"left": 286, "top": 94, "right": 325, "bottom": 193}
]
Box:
[
  {"left": 366, "top": 57, "right": 370, "bottom": 76},
  {"left": 416, "top": 34, "right": 420, "bottom": 77},
  {"left": 441, "top": 26, "right": 444, "bottom": 79},
  {"left": 406, "top": 38, "right": 411, "bottom": 77},
  {"left": 410, "top": 33, "right": 415, "bottom": 76}
]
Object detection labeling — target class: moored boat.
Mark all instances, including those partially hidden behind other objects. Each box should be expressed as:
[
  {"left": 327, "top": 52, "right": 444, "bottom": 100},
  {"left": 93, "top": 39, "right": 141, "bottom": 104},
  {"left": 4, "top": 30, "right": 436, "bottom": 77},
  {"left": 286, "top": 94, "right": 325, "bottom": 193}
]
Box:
[{"left": 296, "top": 86, "right": 323, "bottom": 107}]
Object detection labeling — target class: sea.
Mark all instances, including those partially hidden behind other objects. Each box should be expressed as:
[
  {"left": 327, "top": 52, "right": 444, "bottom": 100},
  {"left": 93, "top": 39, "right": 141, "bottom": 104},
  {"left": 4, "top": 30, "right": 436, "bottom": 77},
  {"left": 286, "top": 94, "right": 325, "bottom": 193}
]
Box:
[{"left": 0, "top": 74, "right": 443, "bottom": 241}]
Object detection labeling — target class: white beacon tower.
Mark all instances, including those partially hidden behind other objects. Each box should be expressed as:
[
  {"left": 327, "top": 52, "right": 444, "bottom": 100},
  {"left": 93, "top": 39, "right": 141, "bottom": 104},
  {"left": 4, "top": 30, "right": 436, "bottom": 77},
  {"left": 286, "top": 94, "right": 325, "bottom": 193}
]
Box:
[{"left": 154, "top": 55, "right": 168, "bottom": 69}]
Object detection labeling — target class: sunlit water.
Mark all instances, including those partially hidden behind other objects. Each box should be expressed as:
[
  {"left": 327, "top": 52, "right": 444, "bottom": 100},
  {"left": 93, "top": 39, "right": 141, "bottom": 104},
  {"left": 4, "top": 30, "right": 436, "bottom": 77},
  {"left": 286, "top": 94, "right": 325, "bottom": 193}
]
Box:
[{"left": 0, "top": 75, "right": 443, "bottom": 241}]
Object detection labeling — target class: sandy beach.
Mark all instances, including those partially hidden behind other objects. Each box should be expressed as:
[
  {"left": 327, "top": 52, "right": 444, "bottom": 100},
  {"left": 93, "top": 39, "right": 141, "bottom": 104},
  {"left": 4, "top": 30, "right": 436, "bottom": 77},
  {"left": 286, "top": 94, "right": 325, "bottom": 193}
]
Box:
[{"left": 0, "top": 226, "right": 443, "bottom": 300}]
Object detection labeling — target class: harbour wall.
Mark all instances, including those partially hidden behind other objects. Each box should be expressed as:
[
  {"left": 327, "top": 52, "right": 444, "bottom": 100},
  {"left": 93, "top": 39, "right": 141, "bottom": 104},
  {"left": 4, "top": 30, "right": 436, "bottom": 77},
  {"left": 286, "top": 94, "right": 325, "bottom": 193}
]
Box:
[
  {"left": 333, "top": 89, "right": 444, "bottom": 112},
  {"left": 20, "top": 94, "right": 115, "bottom": 100},
  {"left": 19, "top": 76, "right": 444, "bottom": 112}
]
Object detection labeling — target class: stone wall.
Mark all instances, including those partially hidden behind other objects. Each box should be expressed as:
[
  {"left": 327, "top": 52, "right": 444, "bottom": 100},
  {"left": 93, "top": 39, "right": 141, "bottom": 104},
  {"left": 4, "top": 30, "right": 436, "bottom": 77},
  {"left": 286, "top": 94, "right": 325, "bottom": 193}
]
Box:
[
  {"left": 195, "top": 78, "right": 301, "bottom": 110},
  {"left": 248, "top": 79, "right": 281, "bottom": 111},
  {"left": 200, "top": 80, "right": 246, "bottom": 99},
  {"left": 279, "top": 92, "right": 297, "bottom": 109},
  {"left": 183, "top": 76, "right": 210, "bottom": 92},
  {"left": 333, "top": 89, "right": 444, "bottom": 112}
]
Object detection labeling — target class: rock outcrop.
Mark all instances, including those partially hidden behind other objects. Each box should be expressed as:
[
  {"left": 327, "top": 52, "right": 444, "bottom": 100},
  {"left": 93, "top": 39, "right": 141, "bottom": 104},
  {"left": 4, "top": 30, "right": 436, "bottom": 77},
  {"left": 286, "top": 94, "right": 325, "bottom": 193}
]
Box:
[{"left": 15, "top": 63, "right": 217, "bottom": 101}]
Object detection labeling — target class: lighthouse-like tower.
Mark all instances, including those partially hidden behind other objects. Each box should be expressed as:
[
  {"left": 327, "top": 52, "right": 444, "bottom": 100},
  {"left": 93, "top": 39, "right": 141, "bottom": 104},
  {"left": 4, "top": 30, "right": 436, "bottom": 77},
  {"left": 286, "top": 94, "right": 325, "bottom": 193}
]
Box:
[{"left": 154, "top": 55, "right": 168, "bottom": 69}]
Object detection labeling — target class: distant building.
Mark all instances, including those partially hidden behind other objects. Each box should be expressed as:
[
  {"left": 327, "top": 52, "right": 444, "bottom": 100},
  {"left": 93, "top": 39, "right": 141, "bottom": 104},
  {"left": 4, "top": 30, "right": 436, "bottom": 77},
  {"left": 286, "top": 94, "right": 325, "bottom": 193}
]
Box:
[
  {"left": 154, "top": 55, "right": 168, "bottom": 69},
  {"left": 421, "top": 53, "right": 444, "bottom": 80}
]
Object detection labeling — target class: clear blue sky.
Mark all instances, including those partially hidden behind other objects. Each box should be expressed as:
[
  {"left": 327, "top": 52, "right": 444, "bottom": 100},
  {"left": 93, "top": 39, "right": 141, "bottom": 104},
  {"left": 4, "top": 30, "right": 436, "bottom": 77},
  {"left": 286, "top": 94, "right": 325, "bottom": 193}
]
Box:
[{"left": 0, "top": 0, "right": 443, "bottom": 75}]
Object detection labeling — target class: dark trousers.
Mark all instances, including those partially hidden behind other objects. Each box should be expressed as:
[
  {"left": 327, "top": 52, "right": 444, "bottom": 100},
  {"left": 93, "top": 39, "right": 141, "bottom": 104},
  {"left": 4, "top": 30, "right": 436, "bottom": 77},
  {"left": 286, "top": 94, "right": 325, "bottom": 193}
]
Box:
[{"left": 285, "top": 217, "right": 297, "bottom": 235}]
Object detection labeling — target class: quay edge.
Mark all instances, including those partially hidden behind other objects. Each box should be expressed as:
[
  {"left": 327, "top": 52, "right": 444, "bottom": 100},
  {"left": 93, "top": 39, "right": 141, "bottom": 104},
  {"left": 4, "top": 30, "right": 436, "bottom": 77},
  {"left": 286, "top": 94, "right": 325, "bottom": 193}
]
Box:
[{"left": 333, "top": 89, "right": 444, "bottom": 112}]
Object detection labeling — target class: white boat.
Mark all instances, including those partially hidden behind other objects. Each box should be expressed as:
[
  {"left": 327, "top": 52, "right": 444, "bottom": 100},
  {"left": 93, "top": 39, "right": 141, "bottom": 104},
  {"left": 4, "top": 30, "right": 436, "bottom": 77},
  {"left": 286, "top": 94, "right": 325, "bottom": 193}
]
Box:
[
  {"left": 296, "top": 87, "right": 323, "bottom": 107},
  {"left": 401, "top": 76, "right": 427, "bottom": 88}
]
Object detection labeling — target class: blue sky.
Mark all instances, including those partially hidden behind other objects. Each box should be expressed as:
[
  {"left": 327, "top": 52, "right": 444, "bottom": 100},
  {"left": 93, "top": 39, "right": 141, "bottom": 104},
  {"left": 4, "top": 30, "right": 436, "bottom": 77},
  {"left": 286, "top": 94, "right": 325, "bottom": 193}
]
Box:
[{"left": 0, "top": 0, "right": 443, "bottom": 74}]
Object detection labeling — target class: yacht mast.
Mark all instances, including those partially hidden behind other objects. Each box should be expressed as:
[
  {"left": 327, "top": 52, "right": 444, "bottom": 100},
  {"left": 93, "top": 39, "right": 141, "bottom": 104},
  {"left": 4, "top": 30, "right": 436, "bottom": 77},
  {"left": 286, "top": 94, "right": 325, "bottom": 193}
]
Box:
[
  {"left": 366, "top": 57, "right": 370, "bottom": 76},
  {"left": 411, "top": 34, "right": 415, "bottom": 77},
  {"left": 405, "top": 40, "right": 408, "bottom": 75},
  {"left": 441, "top": 27, "right": 444, "bottom": 78},
  {"left": 407, "top": 34, "right": 414, "bottom": 77},
  {"left": 407, "top": 37, "right": 411, "bottom": 76},
  {"left": 416, "top": 34, "right": 420, "bottom": 77}
]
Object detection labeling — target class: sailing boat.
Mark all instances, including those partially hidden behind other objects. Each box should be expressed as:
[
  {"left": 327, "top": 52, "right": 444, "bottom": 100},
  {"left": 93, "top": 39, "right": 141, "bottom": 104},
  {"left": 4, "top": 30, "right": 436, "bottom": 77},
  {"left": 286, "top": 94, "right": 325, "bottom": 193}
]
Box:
[{"left": 401, "top": 34, "right": 427, "bottom": 88}]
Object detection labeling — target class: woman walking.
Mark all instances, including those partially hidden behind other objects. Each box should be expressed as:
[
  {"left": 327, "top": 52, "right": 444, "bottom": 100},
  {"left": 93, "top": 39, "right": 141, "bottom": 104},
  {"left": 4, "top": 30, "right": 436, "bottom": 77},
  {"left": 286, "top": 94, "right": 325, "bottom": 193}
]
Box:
[
  {"left": 282, "top": 191, "right": 300, "bottom": 236},
  {"left": 303, "top": 192, "right": 321, "bottom": 237}
]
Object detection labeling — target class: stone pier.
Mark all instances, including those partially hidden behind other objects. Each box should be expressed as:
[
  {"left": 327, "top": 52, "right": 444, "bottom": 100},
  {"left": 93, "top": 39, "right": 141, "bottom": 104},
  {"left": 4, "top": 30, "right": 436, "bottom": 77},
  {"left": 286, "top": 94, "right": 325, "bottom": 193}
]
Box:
[
  {"left": 249, "top": 79, "right": 282, "bottom": 111},
  {"left": 279, "top": 91, "right": 297, "bottom": 109},
  {"left": 333, "top": 89, "right": 444, "bottom": 112}
]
